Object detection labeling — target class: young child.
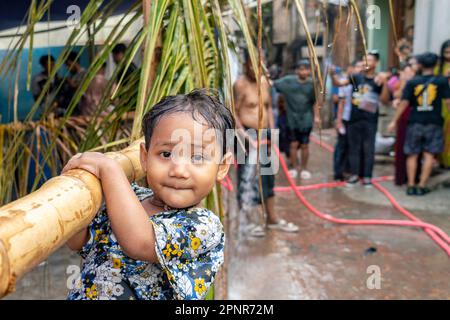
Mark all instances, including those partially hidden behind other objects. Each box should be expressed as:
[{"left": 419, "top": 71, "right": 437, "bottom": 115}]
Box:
[{"left": 63, "top": 89, "right": 234, "bottom": 300}]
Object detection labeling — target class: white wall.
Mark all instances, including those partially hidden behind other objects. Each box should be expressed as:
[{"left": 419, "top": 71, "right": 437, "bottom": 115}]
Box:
[
  {"left": 0, "top": 14, "right": 143, "bottom": 50},
  {"left": 413, "top": 0, "right": 450, "bottom": 54}
]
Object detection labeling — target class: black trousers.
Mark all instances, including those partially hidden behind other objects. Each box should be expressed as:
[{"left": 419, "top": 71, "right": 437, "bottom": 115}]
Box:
[
  {"left": 333, "top": 121, "right": 349, "bottom": 180},
  {"left": 347, "top": 119, "right": 377, "bottom": 178}
]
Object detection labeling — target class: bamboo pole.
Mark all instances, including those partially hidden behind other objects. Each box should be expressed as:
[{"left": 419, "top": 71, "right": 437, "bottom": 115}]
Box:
[{"left": 0, "top": 138, "right": 145, "bottom": 298}]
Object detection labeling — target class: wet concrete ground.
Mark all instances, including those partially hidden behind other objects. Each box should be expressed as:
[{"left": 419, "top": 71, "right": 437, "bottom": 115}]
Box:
[
  {"left": 227, "top": 129, "right": 450, "bottom": 299},
  {"left": 5, "top": 130, "right": 450, "bottom": 299}
]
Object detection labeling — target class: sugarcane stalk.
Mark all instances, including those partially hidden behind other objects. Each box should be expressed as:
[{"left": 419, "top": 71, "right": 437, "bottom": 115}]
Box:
[{"left": 0, "top": 138, "right": 145, "bottom": 298}]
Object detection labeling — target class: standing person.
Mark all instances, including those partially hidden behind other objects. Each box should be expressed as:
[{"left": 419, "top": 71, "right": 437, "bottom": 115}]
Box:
[
  {"left": 111, "top": 43, "right": 138, "bottom": 111},
  {"left": 388, "top": 53, "right": 450, "bottom": 195},
  {"left": 435, "top": 40, "right": 450, "bottom": 168},
  {"left": 80, "top": 63, "right": 109, "bottom": 117},
  {"left": 273, "top": 59, "right": 321, "bottom": 180},
  {"left": 112, "top": 43, "right": 137, "bottom": 82},
  {"left": 392, "top": 56, "right": 418, "bottom": 185},
  {"left": 31, "top": 55, "right": 61, "bottom": 118},
  {"left": 276, "top": 94, "right": 291, "bottom": 157},
  {"left": 233, "top": 51, "right": 298, "bottom": 237},
  {"left": 331, "top": 59, "right": 364, "bottom": 181},
  {"left": 333, "top": 51, "right": 390, "bottom": 186},
  {"left": 333, "top": 64, "right": 354, "bottom": 181},
  {"left": 63, "top": 51, "right": 87, "bottom": 115}
]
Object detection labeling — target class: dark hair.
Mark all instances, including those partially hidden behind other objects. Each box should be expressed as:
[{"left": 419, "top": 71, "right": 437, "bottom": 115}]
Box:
[
  {"left": 296, "top": 59, "right": 310, "bottom": 69},
  {"left": 39, "top": 55, "right": 55, "bottom": 68},
  {"left": 438, "top": 39, "right": 450, "bottom": 75},
  {"left": 142, "top": 89, "right": 235, "bottom": 156},
  {"left": 367, "top": 50, "right": 380, "bottom": 61},
  {"left": 66, "top": 51, "right": 79, "bottom": 63},
  {"left": 112, "top": 43, "right": 127, "bottom": 55},
  {"left": 417, "top": 52, "right": 439, "bottom": 69}
]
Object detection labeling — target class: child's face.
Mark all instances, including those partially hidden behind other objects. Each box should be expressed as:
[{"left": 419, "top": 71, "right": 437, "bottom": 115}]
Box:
[{"left": 140, "top": 112, "right": 231, "bottom": 209}]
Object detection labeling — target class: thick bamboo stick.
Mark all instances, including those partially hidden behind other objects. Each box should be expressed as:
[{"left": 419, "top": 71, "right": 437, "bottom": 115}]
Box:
[{"left": 0, "top": 138, "right": 145, "bottom": 298}]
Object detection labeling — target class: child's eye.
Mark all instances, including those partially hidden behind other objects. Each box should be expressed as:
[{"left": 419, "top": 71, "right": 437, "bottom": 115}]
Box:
[
  {"left": 160, "top": 151, "right": 172, "bottom": 159},
  {"left": 191, "top": 154, "right": 204, "bottom": 163}
]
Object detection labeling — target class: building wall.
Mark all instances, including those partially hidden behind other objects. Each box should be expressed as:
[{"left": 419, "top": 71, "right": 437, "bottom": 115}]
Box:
[
  {"left": 413, "top": 0, "right": 450, "bottom": 55},
  {"left": 366, "top": 0, "right": 390, "bottom": 71}
]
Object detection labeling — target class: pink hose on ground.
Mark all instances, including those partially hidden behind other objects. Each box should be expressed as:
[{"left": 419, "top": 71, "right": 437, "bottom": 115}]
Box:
[
  {"left": 372, "top": 180, "right": 450, "bottom": 252},
  {"left": 274, "top": 176, "right": 392, "bottom": 192},
  {"left": 272, "top": 144, "right": 450, "bottom": 255},
  {"left": 307, "top": 135, "right": 450, "bottom": 255},
  {"left": 230, "top": 136, "right": 450, "bottom": 255}
]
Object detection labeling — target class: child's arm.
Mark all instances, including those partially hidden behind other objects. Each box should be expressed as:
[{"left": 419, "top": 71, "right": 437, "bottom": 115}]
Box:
[
  {"left": 66, "top": 228, "right": 89, "bottom": 251},
  {"left": 62, "top": 152, "right": 157, "bottom": 263}
]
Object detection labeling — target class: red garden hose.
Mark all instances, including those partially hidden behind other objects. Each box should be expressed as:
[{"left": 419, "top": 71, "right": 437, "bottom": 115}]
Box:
[{"left": 236, "top": 135, "right": 450, "bottom": 256}]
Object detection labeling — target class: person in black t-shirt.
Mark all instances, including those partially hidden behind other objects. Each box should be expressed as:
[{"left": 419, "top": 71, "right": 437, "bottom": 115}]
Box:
[
  {"left": 388, "top": 52, "right": 450, "bottom": 196},
  {"left": 332, "top": 51, "right": 390, "bottom": 186}
]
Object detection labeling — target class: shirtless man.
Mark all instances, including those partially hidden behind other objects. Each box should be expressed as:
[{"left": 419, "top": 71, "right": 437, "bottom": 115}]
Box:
[{"left": 233, "top": 51, "right": 298, "bottom": 237}]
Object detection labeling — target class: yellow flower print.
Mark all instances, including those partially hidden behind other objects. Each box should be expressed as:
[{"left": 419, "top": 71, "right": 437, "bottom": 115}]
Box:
[
  {"left": 86, "top": 284, "right": 98, "bottom": 299},
  {"left": 112, "top": 258, "right": 121, "bottom": 269},
  {"left": 99, "top": 236, "right": 109, "bottom": 244},
  {"left": 194, "top": 278, "right": 207, "bottom": 296},
  {"left": 163, "top": 243, "right": 183, "bottom": 258},
  {"left": 191, "top": 237, "right": 201, "bottom": 251},
  {"left": 163, "top": 244, "right": 173, "bottom": 258},
  {"left": 171, "top": 243, "right": 183, "bottom": 257},
  {"left": 165, "top": 270, "right": 175, "bottom": 282},
  {"left": 94, "top": 230, "right": 103, "bottom": 241}
]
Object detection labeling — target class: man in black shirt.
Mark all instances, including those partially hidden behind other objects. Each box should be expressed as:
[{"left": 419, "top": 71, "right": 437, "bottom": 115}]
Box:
[
  {"left": 333, "top": 51, "right": 390, "bottom": 186},
  {"left": 388, "top": 52, "right": 450, "bottom": 195}
]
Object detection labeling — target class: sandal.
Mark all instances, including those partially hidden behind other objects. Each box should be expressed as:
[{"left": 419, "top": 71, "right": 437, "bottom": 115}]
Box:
[
  {"left": 300, "top": 170, "right": 312, "bottom": 180},
  {"left": 249, "top": 225, "right": 266, "bottom": 237},
  {"left": 267, "top": 219, "right": 299, "bottom": 233}
]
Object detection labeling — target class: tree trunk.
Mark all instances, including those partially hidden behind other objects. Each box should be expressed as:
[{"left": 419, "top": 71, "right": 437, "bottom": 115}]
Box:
[{"left": 0, "top": 139, "right": 145, "bottom": 298}]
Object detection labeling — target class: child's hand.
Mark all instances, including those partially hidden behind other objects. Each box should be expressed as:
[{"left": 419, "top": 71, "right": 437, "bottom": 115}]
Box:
[{"left": 62, "top": 152, "right": 116, "bottom": 179}]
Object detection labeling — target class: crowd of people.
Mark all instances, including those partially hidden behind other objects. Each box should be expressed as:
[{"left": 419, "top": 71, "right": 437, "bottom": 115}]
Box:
[
  {"left": 30, "top": 43, "right": 135, "bottom": 118},
  {"left": 233, "top": 39, "right": 450, "bottom": 238}
]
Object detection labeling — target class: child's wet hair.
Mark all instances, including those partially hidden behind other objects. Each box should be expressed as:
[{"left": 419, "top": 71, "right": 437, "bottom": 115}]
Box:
[{"left": 142, "top": 89, "right": 235, "bottom": 156}]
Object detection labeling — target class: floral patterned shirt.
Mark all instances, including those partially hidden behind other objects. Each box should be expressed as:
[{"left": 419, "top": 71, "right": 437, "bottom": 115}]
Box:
[{"left": 67, "top": 183, "right": 225, "bottom": 300}]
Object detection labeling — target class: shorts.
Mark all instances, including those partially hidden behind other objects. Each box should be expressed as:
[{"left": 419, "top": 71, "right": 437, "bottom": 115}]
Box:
[
  {"left": 236, "top": 128, "right": 275, "bottom": 209},
  {"left": 237, "top": 161, "right": 274, "bottom": 209},
  {"left": 288, "top": 127, "right": 312, "bottom": 145},
  {"left": 404, "top": 123, "right": 444, "bottom": 155}
]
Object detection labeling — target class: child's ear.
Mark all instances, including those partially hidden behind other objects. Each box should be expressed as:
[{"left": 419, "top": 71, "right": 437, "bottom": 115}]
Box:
[
  {"left": 139, "top": 143, "right": 148, "bottom": 173},
  {"left": 216, "top": 152, "right": 233, "bottom": 181}
]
